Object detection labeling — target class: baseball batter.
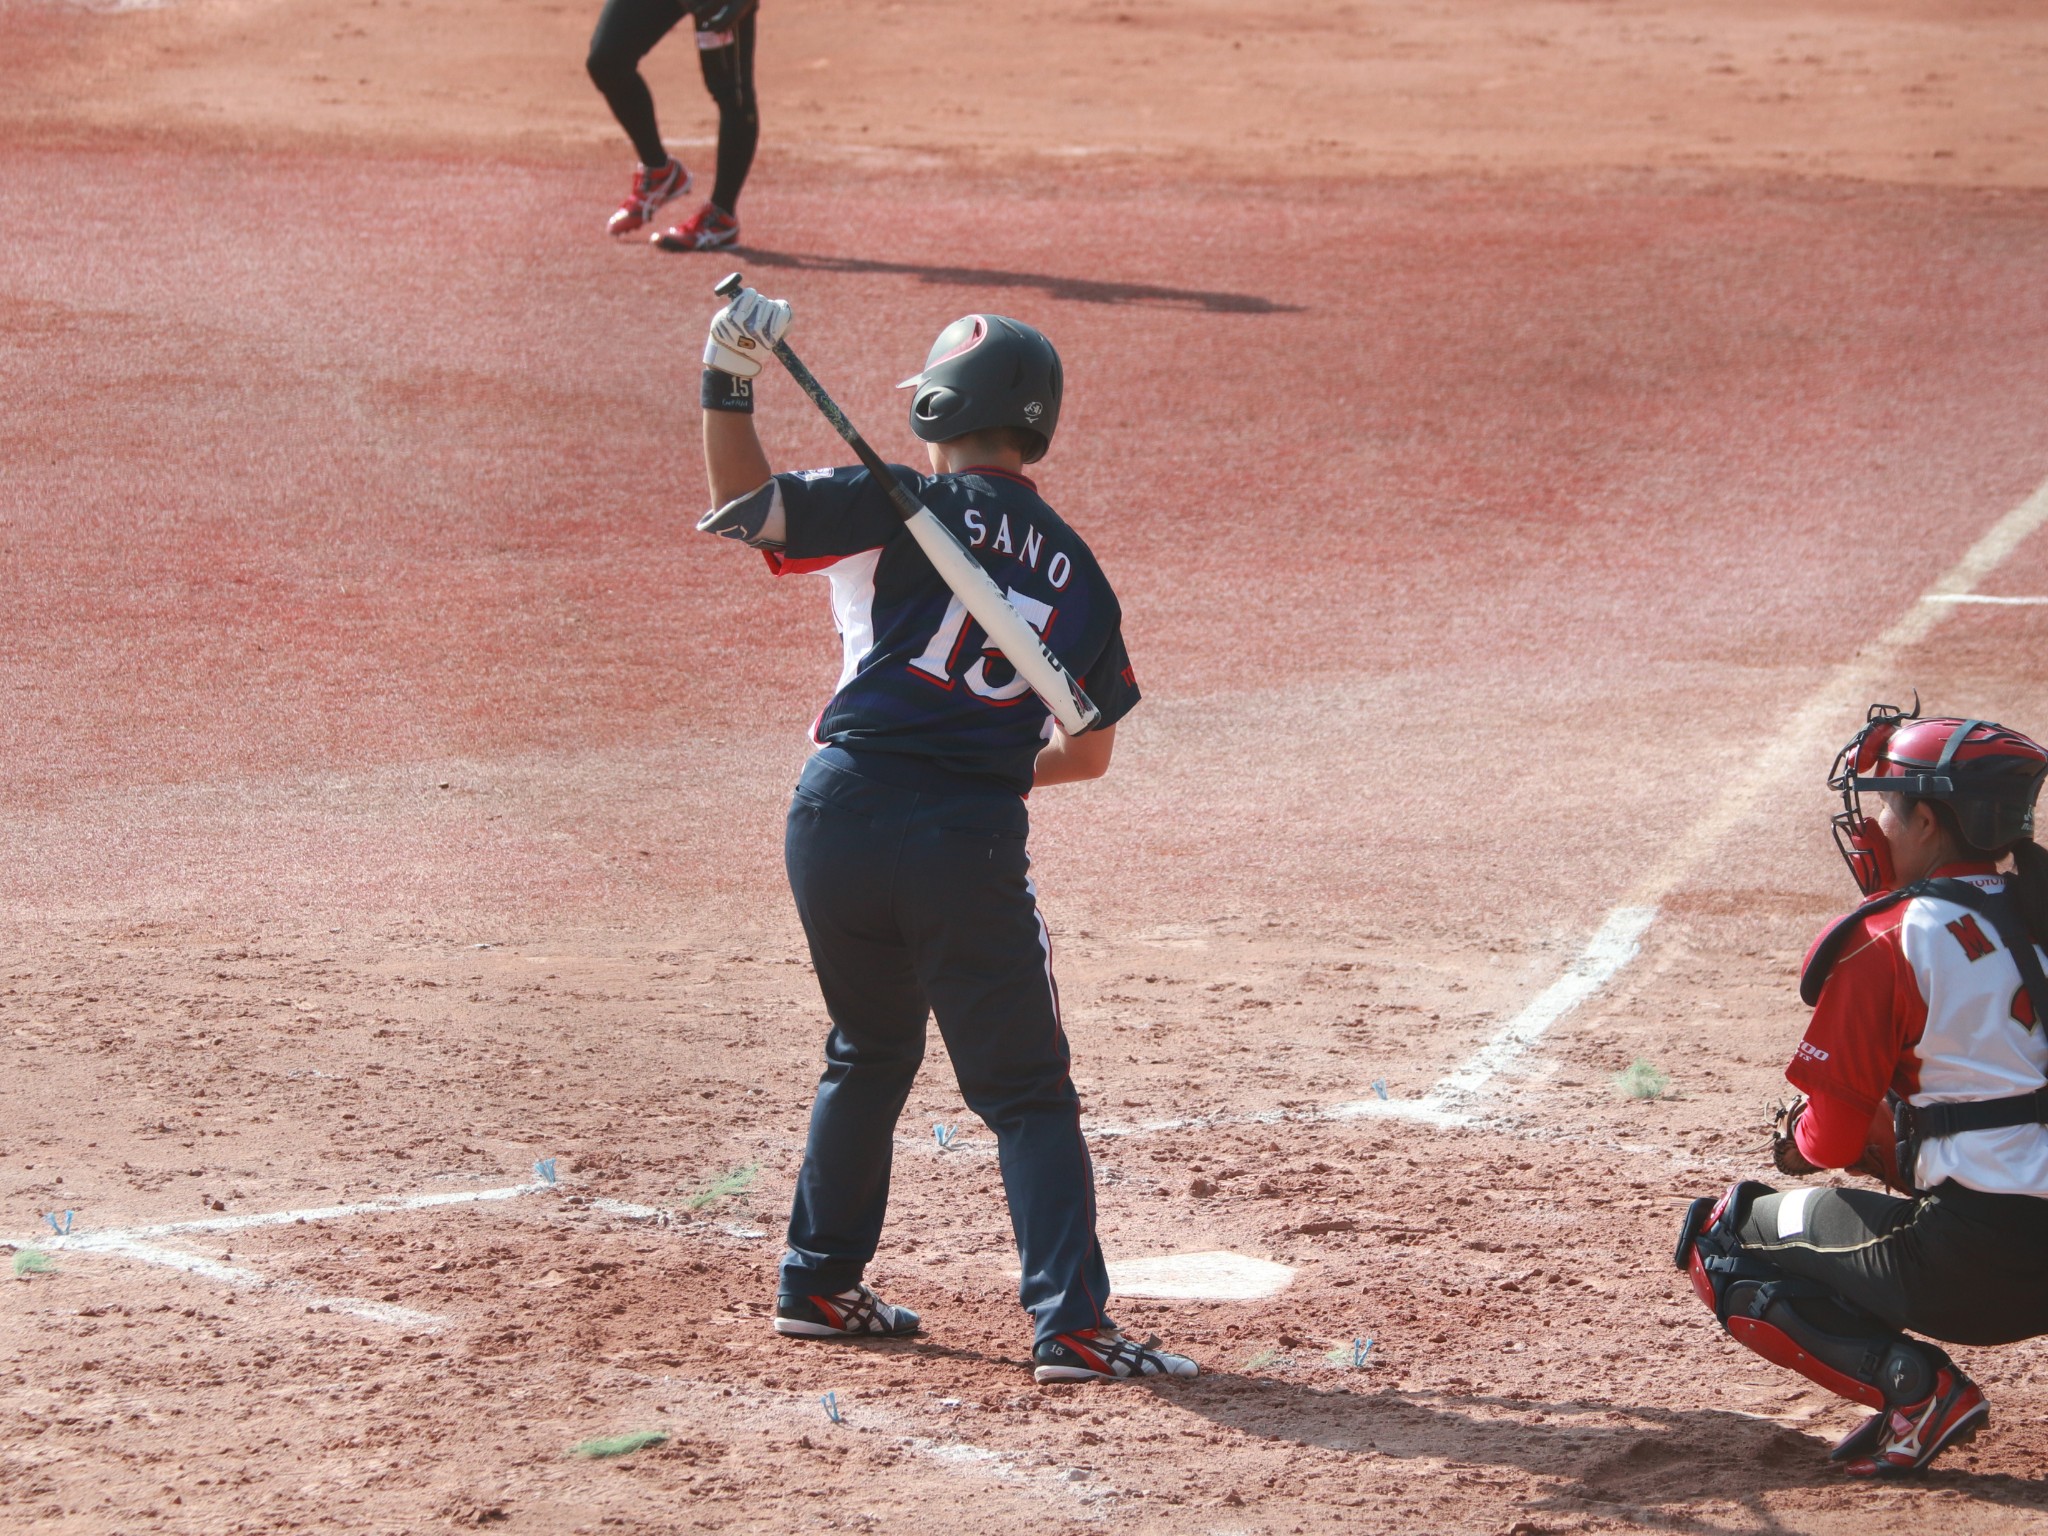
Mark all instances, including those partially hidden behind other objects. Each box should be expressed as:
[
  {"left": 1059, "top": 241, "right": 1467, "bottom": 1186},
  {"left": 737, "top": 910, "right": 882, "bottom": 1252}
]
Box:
[
  {"left": 586, "top": 0, "right": 757, "bottom": 249},
  {"left": 1678, "top": 705, "right": 2048, "bottom": 1476},
  {"left": 691, "top": 287, "right": 1198, "bottom": 1382}
]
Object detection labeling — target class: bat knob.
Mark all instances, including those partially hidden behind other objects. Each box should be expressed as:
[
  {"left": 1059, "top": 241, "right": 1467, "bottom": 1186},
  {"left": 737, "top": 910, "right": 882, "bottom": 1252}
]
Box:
[{"left": 713, "top": 271, "right": 746, "bottom": 301}]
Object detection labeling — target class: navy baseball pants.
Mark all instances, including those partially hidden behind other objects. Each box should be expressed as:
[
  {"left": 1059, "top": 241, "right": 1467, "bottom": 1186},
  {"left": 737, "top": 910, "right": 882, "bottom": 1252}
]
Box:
[{"left": 778, "top": 746, "right": 1114, "bottom": 1344}]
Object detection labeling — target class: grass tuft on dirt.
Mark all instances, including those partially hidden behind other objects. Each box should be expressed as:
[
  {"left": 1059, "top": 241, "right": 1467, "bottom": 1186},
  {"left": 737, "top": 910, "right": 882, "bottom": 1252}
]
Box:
[
  {"left": 12, "top": 1248, "right": 55, "bottom": 1277},
  {"left": 683, "top": 1163, "right": 759, "bottom": 1211},
  {"left": 568, "top": 1430, "right": 668, "bottom": 1459},
  {"left": 1614, "top": 1059, "right": 1671, "bottom": 1100}
]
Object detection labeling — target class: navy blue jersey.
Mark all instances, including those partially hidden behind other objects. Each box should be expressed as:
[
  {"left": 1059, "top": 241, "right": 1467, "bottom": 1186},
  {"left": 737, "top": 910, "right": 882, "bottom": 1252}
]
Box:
[{"left": 764, "top": 463, "right": 1139, "bottom": 794}]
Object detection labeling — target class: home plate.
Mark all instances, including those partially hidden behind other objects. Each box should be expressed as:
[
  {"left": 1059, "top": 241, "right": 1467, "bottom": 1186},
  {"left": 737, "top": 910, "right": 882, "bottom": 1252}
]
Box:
[{"left": 1106, "top": 1250, "right": 1294, "bottom": 1301}]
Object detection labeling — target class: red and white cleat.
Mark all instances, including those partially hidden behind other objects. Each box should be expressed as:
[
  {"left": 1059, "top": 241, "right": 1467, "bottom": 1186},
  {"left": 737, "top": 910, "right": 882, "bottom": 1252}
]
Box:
[
  {"left": 1033, "top": 1327, "right": 1198, "bottom": 1382},
  {"left": 773, "top": 1283, "right": 921, "bottom": 1339},
  {"left": 606, "top": 160, "right": 690, "bottom": 238},
  {"left": 651, "top": 200, "right": 740, "bottom": 252},
  {"left": 1839, "top": 1366, "right": 1989, "bottom": 1478}
]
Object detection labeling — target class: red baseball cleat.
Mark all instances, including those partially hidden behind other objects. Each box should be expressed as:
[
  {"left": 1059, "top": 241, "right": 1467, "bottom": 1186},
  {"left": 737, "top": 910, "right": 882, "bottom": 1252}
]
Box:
[
  {"left": 651, "top": 200, "right": 740, "bottom": 252},
  {"left": 1839, "top": 1366, "right": 1989, "bottom": 1477},
  {"left": 606, "top": 160, "right": 690, "bottom": 238}
]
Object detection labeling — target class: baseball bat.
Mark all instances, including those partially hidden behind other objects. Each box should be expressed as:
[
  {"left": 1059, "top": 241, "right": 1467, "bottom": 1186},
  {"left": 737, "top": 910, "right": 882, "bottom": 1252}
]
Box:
[{"left": 712, "top": 272, "right": 1101, "bottom": 736}]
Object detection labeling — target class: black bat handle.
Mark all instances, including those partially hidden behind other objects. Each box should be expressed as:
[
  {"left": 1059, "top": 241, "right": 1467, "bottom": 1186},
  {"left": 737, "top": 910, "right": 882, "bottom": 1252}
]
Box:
[{"left": 713, "top": 271, "right": 746, "bottom": 302}]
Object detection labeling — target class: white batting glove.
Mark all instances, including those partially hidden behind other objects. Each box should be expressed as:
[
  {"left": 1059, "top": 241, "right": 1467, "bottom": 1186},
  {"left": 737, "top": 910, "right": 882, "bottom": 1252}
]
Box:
[{"left": 703, "top": 288, "right": 792, "bottom": 378}]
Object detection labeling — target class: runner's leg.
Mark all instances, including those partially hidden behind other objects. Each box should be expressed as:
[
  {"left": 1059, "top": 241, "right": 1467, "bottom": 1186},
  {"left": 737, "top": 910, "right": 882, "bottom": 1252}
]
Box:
[
  {"left": 697, "top": 8, "right": 760, "bottom": 213},
  {"left": 588, "top": 0, "right": 690, "bottom": 167}
]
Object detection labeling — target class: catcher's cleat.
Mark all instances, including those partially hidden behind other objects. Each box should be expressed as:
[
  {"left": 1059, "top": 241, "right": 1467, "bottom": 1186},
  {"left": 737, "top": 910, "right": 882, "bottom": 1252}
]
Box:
[
  {"left": 773, "top": 1283, "right": 921, "bottom": 1339},
  {"left": 1829, "top": 1409, "right": 1894, "bottom": 1464},
  {"left": 1033, "top": 1328, "right": 1198, "bottom": 1383},
  {"left": 607, "top": 159, "right": 690, "bottom": 238},
  {"left": 651, "top": 200, "right": 740, "bottom": 252},
  {"left": 1839, "top": 1366, "right": 1988, "bottom": 1478}
]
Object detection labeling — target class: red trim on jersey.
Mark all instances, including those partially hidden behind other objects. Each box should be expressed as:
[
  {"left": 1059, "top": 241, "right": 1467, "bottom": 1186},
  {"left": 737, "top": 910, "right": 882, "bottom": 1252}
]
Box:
[
  {"left": 762, "top": 550, "right": 860, "bottom": 576},
  {"left": 955, "top": 465, "right": 1038, "bottom": 490}
]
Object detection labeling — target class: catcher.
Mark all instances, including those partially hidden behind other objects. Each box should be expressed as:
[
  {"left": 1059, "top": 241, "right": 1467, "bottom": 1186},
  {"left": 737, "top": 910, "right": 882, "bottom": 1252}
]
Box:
[{"left": 1677, "top": 704, "right": 2048, "bottom": 1476}]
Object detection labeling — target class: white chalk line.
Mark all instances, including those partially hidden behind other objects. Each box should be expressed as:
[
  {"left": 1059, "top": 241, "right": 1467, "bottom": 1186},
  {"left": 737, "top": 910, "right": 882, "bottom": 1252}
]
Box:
[
  {"left": 1923, "top": 593, "right": 2048, "bottom": 606},
  {"left": 4, "top": 1181, "right": 767, "bottom": 1329}
]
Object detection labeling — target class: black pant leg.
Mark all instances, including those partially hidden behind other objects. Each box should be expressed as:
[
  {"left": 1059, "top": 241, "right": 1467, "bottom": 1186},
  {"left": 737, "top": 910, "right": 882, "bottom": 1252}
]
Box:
[
  {"left": 779, "top": 769, "right": 929, "bottom": 1296},
  {"left": 697, "top": 8, "right": 760, "bottom": 213},
  {"left": 898, "top": 794, "right": 1114, "bottom": 1344},
  {"left": 588, "top": 0, "right": 689, "bottom": 167},
  {"left": 1741, "top": 1183, "right": 2048, "bottom": 1346}
]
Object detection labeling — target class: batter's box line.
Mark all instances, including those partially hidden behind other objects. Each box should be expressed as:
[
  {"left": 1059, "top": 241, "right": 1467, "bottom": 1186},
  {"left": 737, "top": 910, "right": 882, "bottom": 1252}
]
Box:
[
  {"left": 1085, "top": 904, "right": 1658, "bottom": 1142},
  {"left": 2, "top": 1182, "right": 766, "bottom": 1330}
]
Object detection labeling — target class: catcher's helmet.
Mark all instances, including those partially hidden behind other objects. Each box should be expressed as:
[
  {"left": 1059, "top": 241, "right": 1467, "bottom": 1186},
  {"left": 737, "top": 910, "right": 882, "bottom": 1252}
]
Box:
[
  {"left": 898, "top": 315, "right": 1062, "bottom": 463},
  {"left": 1829, "top": 702, "right": 2048, "bottom": 894}
]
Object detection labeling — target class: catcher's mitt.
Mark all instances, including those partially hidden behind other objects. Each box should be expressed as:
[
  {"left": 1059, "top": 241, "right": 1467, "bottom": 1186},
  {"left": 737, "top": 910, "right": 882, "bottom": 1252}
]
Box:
[
  {"left": 1768, "top": 1095, "right": 1899, "bottom": 1187},
  {"left": 1769, "top": 1096, "right": 1821, "bottom": 1176}
]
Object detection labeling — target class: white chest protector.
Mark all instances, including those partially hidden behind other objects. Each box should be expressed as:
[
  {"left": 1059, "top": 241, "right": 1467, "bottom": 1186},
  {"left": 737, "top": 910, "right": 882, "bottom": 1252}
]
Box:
[
  {"left": 1896, "top": 880, "right": 2048, "bottom": 1194},
  {"left": 1802, "top": 875, "right": 2048, "bottom": 1196}
]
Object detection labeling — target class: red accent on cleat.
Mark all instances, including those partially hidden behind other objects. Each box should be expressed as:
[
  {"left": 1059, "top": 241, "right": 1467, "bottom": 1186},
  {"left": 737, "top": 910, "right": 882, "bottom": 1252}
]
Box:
[
  {"left": 651, "top": 201, "right": 740, "bottom": 252},
  {"left": 1841, "top": 1368, "right": 1989, "bottom": 1477},
  {"left": 607, "top": 160, "right": 690, "bottom": 238},
  {"left": 1032, "top": 1327, "right": 1198, "bottom": 1382}
]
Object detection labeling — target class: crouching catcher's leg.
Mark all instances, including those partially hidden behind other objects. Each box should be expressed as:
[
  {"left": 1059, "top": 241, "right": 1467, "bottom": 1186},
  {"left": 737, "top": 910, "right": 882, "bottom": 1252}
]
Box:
[{"left": 1674, "top": 1182, "right": 1987, "bottom": 1476}]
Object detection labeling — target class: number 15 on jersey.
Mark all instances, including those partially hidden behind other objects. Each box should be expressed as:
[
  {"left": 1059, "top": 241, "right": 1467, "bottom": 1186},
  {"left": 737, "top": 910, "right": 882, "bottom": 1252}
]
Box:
[{"left": 907, "top": 588, "right": 1054, "bottom": 704}]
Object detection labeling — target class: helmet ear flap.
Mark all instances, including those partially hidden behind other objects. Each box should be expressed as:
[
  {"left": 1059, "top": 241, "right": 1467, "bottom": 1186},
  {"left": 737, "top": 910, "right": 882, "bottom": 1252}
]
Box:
[{"left": 913, "top": 385, "right": 965, "bottom": 427}]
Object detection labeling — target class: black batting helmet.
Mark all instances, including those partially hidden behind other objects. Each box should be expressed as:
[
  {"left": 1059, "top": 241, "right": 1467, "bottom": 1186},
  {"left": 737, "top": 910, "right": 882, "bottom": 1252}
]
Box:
[{"left": 897, "top": 315, "right": 1062, "bottom": 463}]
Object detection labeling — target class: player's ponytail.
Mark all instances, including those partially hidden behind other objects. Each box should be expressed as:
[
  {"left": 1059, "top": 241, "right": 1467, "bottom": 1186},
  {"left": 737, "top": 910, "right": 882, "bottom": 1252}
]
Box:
[{"left": 2008, "top": 837, "right": 2048, "bottom": 949}]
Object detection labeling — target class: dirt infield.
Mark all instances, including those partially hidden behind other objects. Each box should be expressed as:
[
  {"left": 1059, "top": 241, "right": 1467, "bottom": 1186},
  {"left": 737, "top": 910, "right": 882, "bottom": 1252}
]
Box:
[{"left": 6, "top": 1, "right": 2048, "bottom": 1532}]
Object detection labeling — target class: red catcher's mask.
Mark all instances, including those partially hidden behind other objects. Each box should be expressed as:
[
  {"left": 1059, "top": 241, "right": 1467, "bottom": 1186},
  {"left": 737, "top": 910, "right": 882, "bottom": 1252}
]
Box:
[
  {"left": 1827, "top": 701, "right": 2048, "bottom": 895},
  {"left": 1829, "top": 705, "right": 1909, "bottom": 895}
]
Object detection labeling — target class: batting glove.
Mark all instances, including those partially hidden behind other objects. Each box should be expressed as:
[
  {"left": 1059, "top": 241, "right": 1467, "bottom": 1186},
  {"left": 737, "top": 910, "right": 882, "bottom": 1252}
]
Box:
[{"left": 704, "top": 288, "right": 791, "bottom": 378}]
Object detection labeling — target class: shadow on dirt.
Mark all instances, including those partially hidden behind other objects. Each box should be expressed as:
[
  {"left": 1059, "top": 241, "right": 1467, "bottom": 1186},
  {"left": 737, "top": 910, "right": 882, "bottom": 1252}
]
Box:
[
  {"left": 1175, "top": 1378, "right": 2048, "bottom": 1527},
  {"left": 731, "top": 248, "right": 1302, "bottom": 314}
]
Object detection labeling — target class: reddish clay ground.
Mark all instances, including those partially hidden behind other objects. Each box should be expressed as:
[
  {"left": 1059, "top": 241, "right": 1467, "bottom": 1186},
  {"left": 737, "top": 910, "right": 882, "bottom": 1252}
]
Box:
[{"left": 5, "top": 2, "right": 2048, "bottom": 1533}]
